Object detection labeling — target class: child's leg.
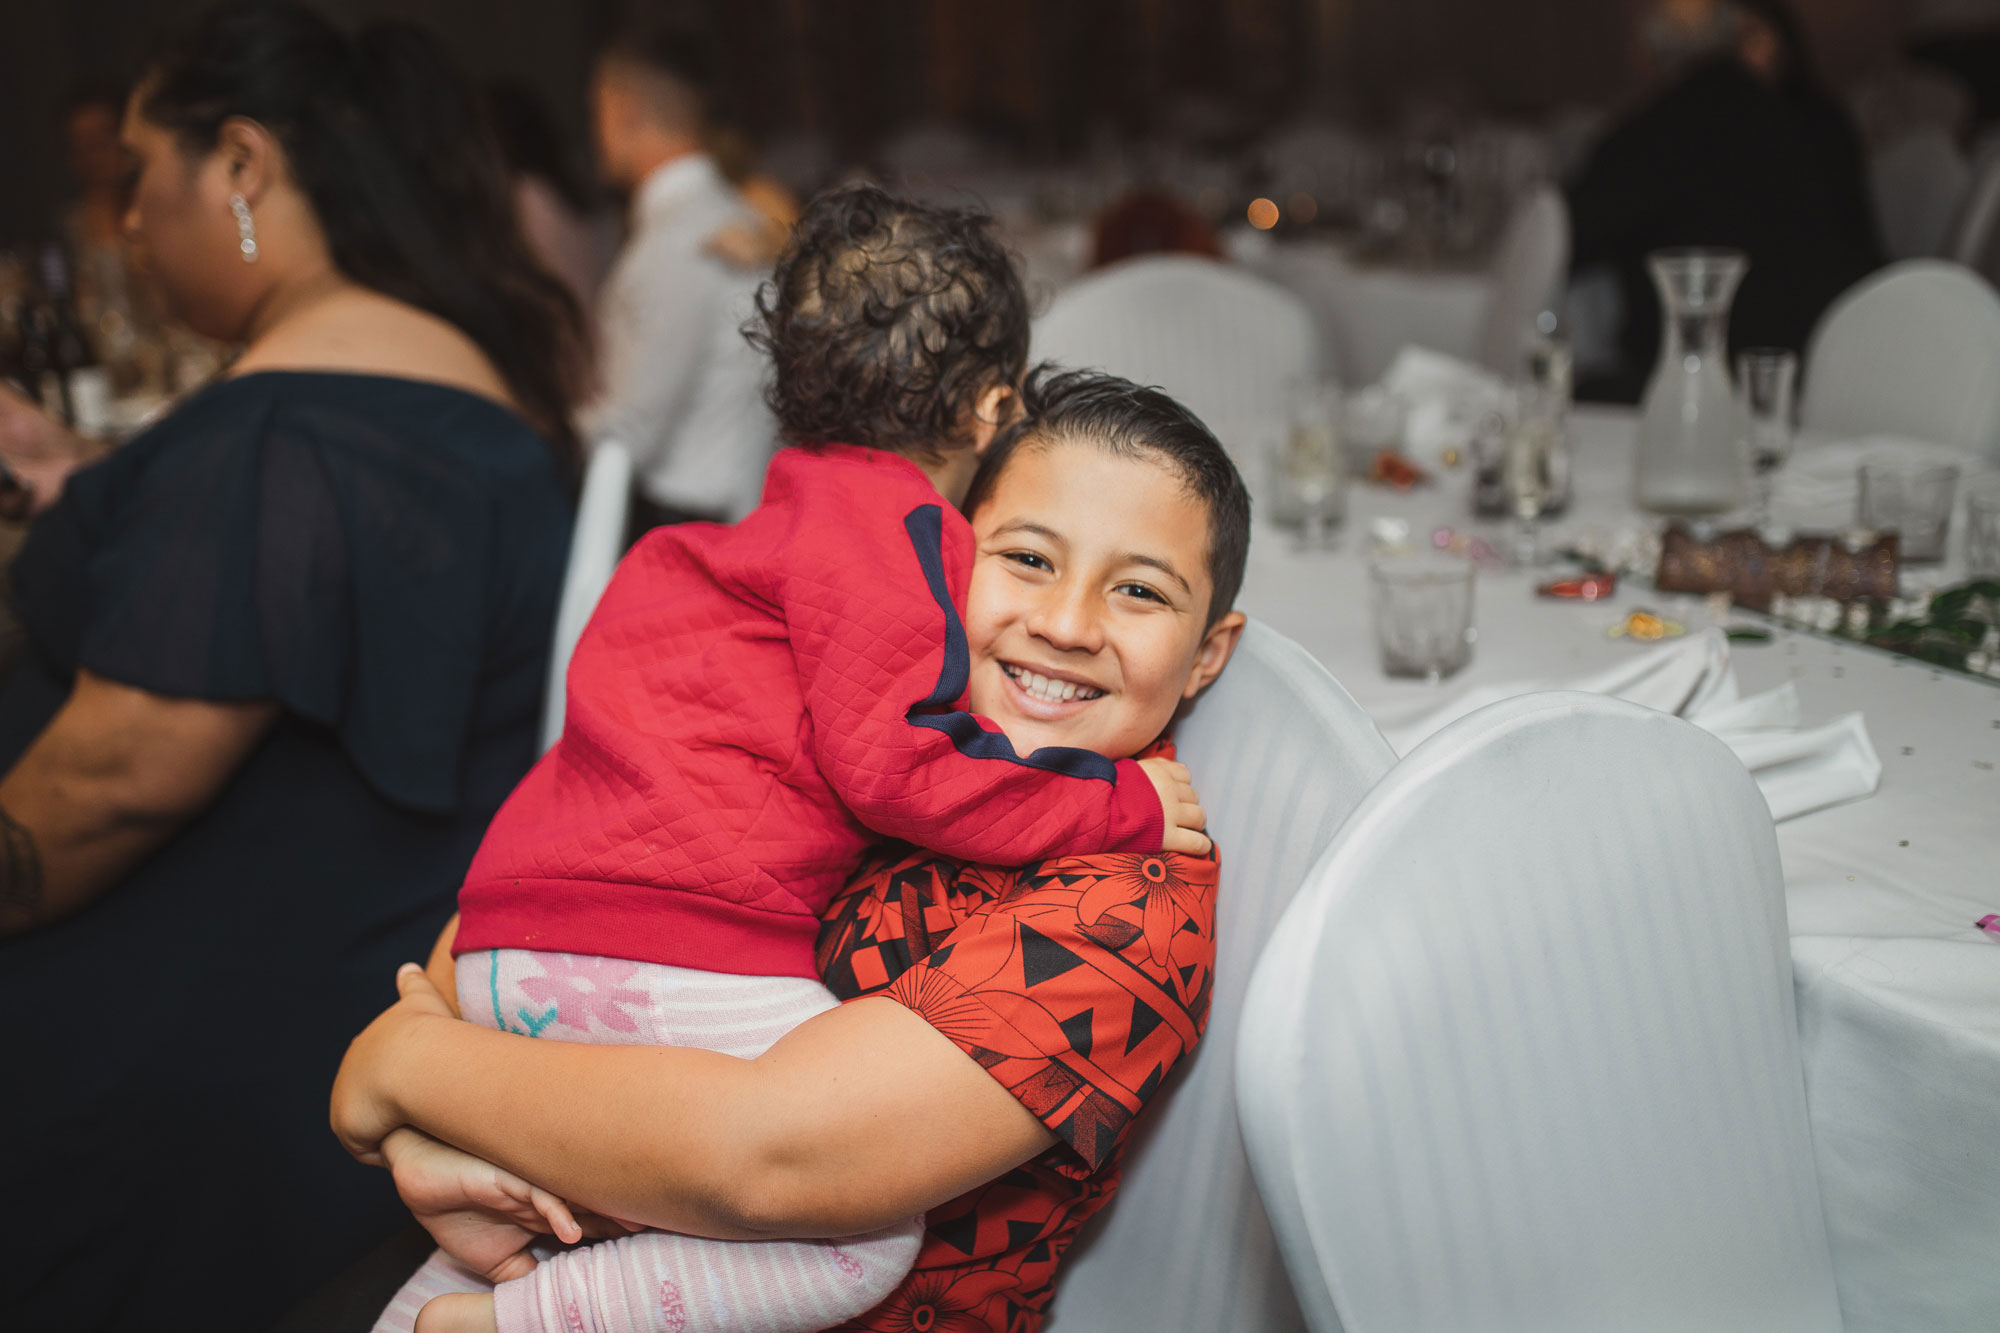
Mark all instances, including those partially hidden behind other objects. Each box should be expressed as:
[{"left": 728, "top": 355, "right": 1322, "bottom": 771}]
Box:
[
  {"left": 466, "top": 951, "right": 923, "bottom": 1333},
  {"left": 493, "top": 1222, "right": 923, "bottom": 1333},
  {"left": 372, "top": 1248, "right": 500, "bottom": 1333}
]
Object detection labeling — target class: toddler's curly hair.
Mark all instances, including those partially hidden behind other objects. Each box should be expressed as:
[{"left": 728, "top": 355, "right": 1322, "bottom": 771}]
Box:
[{"left": 748, "top": 184, "right": 1029, "bottom": 461}]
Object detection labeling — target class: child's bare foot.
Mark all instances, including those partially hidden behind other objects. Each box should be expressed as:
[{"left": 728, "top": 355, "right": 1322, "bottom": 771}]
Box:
[{"left": 415, "top": 1292, "right": 497, "bottom": 1333}]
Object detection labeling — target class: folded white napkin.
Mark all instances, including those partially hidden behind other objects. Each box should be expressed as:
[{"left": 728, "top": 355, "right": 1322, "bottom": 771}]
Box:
[
  {"left": 1380, "top": 628, "right": 1882, "bottom": 822},
  {"left": 1771, "top": 435, "right": 1985, "bottom": 532},
  {"left": 1378, "top": 346, "right": 1511, "bottom": 467}
]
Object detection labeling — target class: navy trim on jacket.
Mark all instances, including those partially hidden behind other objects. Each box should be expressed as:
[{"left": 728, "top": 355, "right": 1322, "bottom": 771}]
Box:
[{"left": 902, "top": 504, "right": 1118, "bottom": 782}]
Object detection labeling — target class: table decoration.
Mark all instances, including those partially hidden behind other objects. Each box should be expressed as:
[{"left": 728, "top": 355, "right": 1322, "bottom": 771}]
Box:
[
  {"left": 1655, "top": 525, "right": 1899, "bottom": 608},
  {"left": 1765, "top": 580, "right": 2000, "bottom": 681}
]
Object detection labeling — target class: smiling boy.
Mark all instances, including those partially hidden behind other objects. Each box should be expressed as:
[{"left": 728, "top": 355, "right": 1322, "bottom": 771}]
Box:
[{"left": 339, "top": 365, "right": 1254, "bottom": 1333}]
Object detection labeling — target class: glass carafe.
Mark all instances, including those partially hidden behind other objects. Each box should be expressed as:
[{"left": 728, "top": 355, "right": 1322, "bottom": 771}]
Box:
[{"left": 1635, "top": 249, "right": 1748, "bottom": 515}]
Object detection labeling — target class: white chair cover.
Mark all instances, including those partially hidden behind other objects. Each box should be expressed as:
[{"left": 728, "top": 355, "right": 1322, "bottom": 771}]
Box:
[
  {"left": 1236, "top": 693, "right": 1843, "bottom": 1333},
  {"left": 1869, "top": 129, "right": 1971, "bottom": 260},
  {"left": 1045, "top": 621, "right": 1396, "bottom": 1333},
  {"left": 1477, "top": 184, "right": 1570, "bottom": 375},
  {"left": 539, "top": 441, "right": 633, "bottom": 753},
  {"left": 1229, "top": 242, "right": 1349, "bottom": 383},
  {"left": 1801, "top": 259, "right": 2000, "bottom": 459},
  {"left": 1032, "top": 255, "right": 1321, "bottom": 441},
  {"left": 1945, "top": 142, "right": 2000, "bottom": 282}
]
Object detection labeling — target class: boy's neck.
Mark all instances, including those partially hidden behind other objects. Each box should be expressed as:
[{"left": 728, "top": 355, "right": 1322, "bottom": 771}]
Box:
[{"left": 913, "top": 448, "right": 981, "bottom": 508}]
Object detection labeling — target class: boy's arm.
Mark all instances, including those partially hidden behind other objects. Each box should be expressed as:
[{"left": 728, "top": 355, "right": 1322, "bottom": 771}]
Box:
[
  {"left": 425, "top": 913, "right": 462, "bottom": 1019},
  {"left": 790, "top": 503, "right": 1182, "bottom": 862}
]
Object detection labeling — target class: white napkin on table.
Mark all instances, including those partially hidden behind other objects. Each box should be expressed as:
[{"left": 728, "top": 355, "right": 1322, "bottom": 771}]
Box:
[
  {"left": 1771, "top": 435, "right": 1985, "bottom": 531},
  {"left": 1378, "top": 346, "right": 1511, "bottom": 467},
  {"left": 1380, "top": 628, "right": 1882, "bottom": 822}
]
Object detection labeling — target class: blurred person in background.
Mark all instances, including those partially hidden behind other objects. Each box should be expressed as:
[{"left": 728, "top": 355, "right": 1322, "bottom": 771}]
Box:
[
  {"left": 585, "top": 19, "right": 776, "bottom": 527},
  {"left": 61, "top": 76, "right": 134, "bottom": 268},
  {"left": 703, "top": 122, "right": 803, "bottom": 271},
  {"left": 1566, "top": 0, "right": 1884, "bottom": 402},
  {"left": 59, "top": 75, "right": 176, "bottom": 397},
  {"left": 0, "top": 3, "right": 586, "bottom": 1325},
  {"left": 1090, "top": 187, "right": 1223, "bottom": 269},
  {"left": 486, "top": 80, "right": 613, "bottom": 332}
]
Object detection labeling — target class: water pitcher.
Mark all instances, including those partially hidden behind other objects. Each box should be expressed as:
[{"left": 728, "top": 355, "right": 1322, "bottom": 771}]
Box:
[{"left": 1635, "top": 249, "right": 1747, "bottom": 515}]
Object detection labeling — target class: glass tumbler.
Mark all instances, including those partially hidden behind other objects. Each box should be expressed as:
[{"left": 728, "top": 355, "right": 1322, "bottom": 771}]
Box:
[
  {"left": 1966, "top": 474, "right": 2000, "bottom": 581},
  {"left": 1272, "top": 379, "right": 1346, "bottom": 549},
  {"left": 1858, "top": 462, "right": 1960, "bottom": 564},
  {"left": 1370, "top": 552, "right": 1476, "bottom": 682}
]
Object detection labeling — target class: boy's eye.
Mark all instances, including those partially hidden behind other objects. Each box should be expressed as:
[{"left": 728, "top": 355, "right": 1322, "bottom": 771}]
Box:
[
  {"left": 1116, "top": 582, "right": 1166, "bottom": 603},
  {"left": 1003, "top": 551, "right": 1053, "bottom": 573}
]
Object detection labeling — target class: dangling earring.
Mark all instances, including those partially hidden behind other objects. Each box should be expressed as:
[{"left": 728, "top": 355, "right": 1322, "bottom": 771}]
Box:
[{"left": 230, "top": 192, "right": 258, "bottom": 263}]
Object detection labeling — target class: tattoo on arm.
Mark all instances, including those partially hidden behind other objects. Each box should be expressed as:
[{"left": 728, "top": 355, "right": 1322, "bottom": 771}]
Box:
[{"left": 0, "top": 802, "right": 45, "bottom": 932}]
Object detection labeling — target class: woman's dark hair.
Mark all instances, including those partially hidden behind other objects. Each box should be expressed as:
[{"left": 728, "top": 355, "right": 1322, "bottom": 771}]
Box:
[
  {"left": 1731, "top": 0, "right": 1820, "bottom": 100},
  {"left": 965, "top": 365, "right": 1252, "bottom": 628},
  {"left": 139, "top": 2, "right": 589, "bottom": 466},
  {"left": 747, "top": 184, "right": 1028, "bottom": 460},
  {"left": 484, "top": 80, "right": 595, "bottom": 216}
]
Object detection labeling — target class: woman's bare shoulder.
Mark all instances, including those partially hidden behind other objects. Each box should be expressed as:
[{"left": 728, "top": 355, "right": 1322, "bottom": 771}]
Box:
[{"left": 233, "top": 288, "right": 519, "bottom": 411}]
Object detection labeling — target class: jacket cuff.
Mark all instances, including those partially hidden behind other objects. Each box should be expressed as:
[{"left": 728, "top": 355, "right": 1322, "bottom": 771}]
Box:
[{"left": 1106, "top": 757, "right": 1167, "bottom": 852}]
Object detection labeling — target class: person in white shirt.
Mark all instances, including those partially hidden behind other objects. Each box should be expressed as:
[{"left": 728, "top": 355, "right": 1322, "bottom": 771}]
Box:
[{"left": 585, "top": 25, "right": 776, "bottom": 525}]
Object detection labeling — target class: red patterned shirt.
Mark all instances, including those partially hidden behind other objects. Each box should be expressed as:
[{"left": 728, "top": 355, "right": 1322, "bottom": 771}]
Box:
[{"left": 815, "top": 780, "right": 1219, "bottom": 1333}]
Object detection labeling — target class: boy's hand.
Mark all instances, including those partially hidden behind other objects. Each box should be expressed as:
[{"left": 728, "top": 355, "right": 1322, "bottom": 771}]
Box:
[
  {"left": 331, "top": 964, "right": 460, "bottom": 1164},
  {"left": 1138, "top": 757, "right": 1210, "bottom": 856},
  {"left": 384, "top": 1127, "right": 630, "bottom": 1283}
]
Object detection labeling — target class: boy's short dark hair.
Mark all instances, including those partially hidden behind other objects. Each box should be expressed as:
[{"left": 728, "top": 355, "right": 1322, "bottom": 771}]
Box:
[
  {"left": 748, "top": 184, "right": 1029, "bottom": 461},
  {"left": 964, "top": 365, "right": 1252, "bottom": 628}
]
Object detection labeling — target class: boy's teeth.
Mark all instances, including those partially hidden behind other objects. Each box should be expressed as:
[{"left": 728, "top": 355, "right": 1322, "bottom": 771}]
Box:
[{"left": 1007, "top": 665, "right": 1103, "bottom": 703}]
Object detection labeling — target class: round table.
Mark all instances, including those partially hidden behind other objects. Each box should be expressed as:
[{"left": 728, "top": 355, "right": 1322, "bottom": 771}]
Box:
[{"left": 1239, "top": 406, "right": 2000, "bottom": 1332}]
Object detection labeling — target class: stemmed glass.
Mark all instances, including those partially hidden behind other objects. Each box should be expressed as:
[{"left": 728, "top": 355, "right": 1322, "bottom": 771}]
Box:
[
  {"left": 1500, "top": 384, "right": 1568, "bottom": 566},
  {"left": 1737, "top": 348, "right": 1797, "bottom": 528}
]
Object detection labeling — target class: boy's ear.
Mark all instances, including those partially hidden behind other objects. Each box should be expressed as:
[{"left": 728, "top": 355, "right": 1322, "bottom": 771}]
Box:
[
  {"left": 1181, "top": 610, "right": 1247, "bottom": 700},
  {"left": 969, "top": 384, "right": 1015, "bottom": 455}
]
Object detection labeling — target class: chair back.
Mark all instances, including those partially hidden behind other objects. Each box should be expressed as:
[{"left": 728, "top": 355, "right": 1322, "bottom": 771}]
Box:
[
  {"left": 1046, "top": 621, "right": 1396, "bottom": 1333},
  {"left": 1033, "top": 255, "right": 1321, "bottom": 440},
  {"left": 1801, "top": 259, "right": 2000, "bottom": 459},
  {"left": 539, "top": 441, "right": 633, "bottom": 752},
  {"left": 1870, "top": 129, "right": 1971, "bottom": 260},
  {"left": 1946, "top": 142, "right": 2000, "bottom": 282},
  {"left": 1237, "top": 693, "right": 1842, "bottom": 1333},
  {"left": 1478, "top": 184, "right": 1570, "bottom": 375}
]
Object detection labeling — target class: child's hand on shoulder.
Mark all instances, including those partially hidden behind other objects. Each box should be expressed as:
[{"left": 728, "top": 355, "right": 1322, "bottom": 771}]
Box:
[{"left": 1139, "top": 757, "right": 1210, "bottom": 857}]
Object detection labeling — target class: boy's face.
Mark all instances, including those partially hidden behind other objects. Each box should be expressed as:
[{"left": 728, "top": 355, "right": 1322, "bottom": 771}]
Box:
[{"left": 964, "top": 438, "right": 1244, "bottom": 760}]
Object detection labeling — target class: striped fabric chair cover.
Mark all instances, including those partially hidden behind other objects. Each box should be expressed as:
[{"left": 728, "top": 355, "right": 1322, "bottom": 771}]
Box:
[
  {"left": 1046, "top": 621, "right": 1396, "bottom": 1332},
  {"left": 1239, "top": 693, "right": 1842, "bottom": 1333}
]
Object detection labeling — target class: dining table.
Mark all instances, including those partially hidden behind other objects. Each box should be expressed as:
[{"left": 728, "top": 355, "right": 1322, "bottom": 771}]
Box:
[{"left": 1235, "top": 404, "right": 2000, "bottom": 1333}]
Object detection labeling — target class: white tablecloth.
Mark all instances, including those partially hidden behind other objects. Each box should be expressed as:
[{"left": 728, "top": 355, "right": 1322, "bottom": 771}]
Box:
[{"left": 1238, "top": 407, "right": 2000, "bottom": 1332}]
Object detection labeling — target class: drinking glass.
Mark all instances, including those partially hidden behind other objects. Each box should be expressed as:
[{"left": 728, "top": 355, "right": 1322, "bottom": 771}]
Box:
[
  {"left": 1858, "top": 462, "right": 1960, "bottom": 564},
  {"left": 1966, "top": 474, "right": 2000, "bottom": 581},
  {"left": 1736, "top": 348, "right": 1797, "bottom": 525},
  {"left": 1369, "top": 552, "right": 1476, "bottom": 682},
  {"left": 1499, "top": 385, "right": 1570, "bottom": 566},
  {"left": 1272, "top": 380, "right": 1345, "bottom": 550}
]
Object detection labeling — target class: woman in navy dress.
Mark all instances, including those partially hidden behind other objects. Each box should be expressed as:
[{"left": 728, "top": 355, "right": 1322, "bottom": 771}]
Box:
[{"left": 0, "top": 6, "right": 588, "bottom": 1327}]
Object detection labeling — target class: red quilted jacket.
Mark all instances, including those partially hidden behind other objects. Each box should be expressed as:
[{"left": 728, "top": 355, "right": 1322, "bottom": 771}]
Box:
[{"left": 454, "top": 443, "right": 1165, "bottom": 977}]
